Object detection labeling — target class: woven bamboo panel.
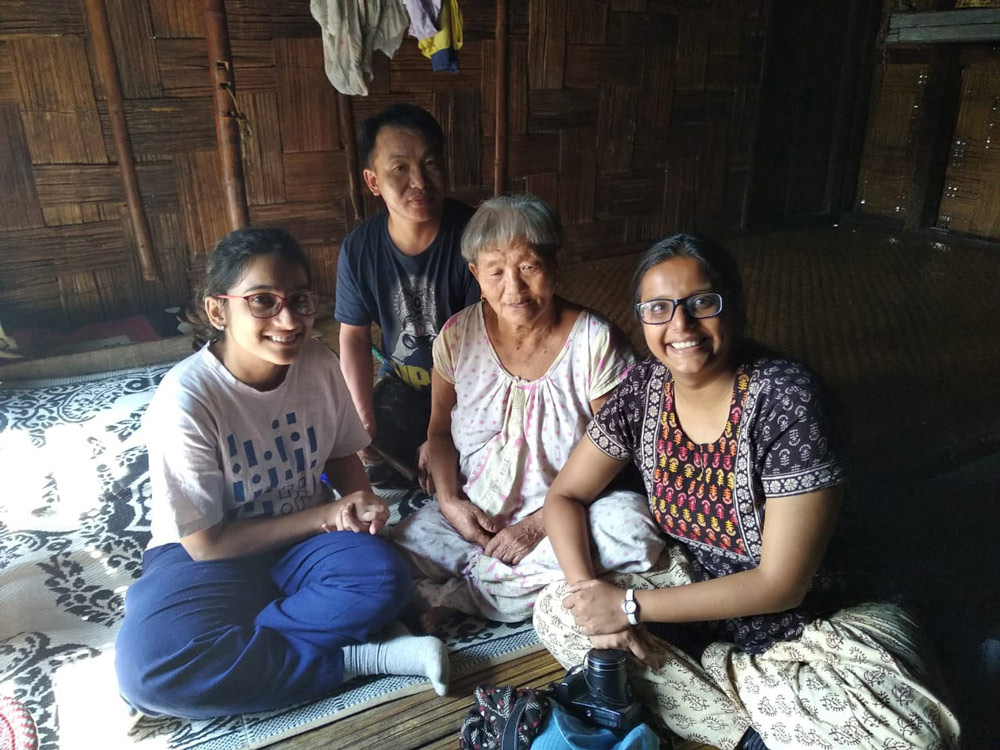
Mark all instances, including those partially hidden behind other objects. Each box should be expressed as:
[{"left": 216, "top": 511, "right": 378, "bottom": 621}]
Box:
[
  {"left": 148, "top": 0, "right": 204, "bottom": 38},
  {"left": 0, "top": 103, "right": 44, "bottom": 231},
  {"left": 936, "top": 63, "right": 1000, "bottom": 238},
  {"left": 0, "top": 0, "right": 773, "bottom": 336},
  {"left": 854, "top": 61, "right": 930, "bottom": 219}
]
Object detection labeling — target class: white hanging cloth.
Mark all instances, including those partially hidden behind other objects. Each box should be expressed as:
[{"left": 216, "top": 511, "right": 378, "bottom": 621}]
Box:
[{"left": 310, "top": 0, "right": 410, "bottom": 96}]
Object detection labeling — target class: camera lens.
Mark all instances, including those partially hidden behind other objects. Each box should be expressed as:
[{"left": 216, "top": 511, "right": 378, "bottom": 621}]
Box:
[{"left": 583, "top": 649, "right": 631, "bottom": 705}]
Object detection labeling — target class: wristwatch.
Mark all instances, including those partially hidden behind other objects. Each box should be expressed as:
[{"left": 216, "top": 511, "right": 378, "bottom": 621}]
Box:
[{"left": 622, "top": 588, "right": 640, "bottom": 626}]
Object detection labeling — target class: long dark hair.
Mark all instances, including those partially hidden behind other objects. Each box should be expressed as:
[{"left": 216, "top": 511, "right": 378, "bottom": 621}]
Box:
[
  {"left": 189, "top": 227, "right": 311, "bottom": 349},
  {"left": 630, "top": 233, "right": 747, "bottom": 334}
]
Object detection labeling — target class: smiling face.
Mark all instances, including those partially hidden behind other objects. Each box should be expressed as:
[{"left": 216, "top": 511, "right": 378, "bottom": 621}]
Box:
[
  {"left": 362, "top": 126, "right": 446, "bottom": 228},
  {"left": 471, "top": 241, "right": 556, "bottom": 328},
  {"left": 205, "top": 253, "right": 315, "bottom": 389},
  {"left": 638, "top": 256, "right": 736, "bottom": 384}
]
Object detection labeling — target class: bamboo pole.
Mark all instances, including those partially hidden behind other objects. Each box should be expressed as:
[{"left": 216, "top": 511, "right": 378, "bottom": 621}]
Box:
[
  {"left": 493, "top": 0, "right": 508, "bottom": 196},
  {"left": 338, "top": 93, "right": 365, "bottom": 224},
  {"left": 204, "top": 0, "right": 249, "bottom": 231},
  {"left": 82, "top": 0, "right": 159, "bottom": 282}
]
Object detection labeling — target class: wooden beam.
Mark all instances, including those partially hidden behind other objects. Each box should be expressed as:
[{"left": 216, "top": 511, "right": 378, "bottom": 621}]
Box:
[
  {"left": 82, "top": 0, "right": 160, "bottom": 282},
  {"left": 204, "top": 0, "right": 250, "bottom": 231},
  {"left": 494, "top": 0, "right": 508, "bottom": 196},
  {"left": 338, "top": 92, "right": 364, "bottom": 224},
  {"left": 888, "top": 9, "right": 1000, "bottom": 44}
]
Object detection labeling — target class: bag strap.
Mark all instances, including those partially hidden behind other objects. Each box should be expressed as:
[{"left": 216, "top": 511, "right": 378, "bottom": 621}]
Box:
[{"left": 500, "top": 695, "right": 534, "bottom": 750}]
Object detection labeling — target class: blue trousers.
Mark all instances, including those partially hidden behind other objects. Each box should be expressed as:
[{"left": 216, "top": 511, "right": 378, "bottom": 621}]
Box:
[{"left": 115, "top": 531, "right": 413, "bottom": 718}]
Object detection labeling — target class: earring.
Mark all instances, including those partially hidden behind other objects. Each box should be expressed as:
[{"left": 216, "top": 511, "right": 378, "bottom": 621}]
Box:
[{"left": 215, "top": 324, "right": 225, "bottom": 331}]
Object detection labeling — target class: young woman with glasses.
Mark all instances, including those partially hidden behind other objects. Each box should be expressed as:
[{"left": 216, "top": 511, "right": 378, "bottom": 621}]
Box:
[
  {"left": 115, "top": 228, "right": 447, "bottom": 722},
  {"left": 532, "top": 234, "right": 959, "bottom": 749}
]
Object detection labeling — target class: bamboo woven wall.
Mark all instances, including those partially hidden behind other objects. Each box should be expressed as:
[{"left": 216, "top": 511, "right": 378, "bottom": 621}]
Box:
[
  {"left": 0, "top": 0, "right": 771, "bottom": 331},
  {"left": 936, "top": 58, "right": 1000, "bottom": 238}
]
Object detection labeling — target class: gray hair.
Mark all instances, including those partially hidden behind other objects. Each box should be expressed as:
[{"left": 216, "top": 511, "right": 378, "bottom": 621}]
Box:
[{"left": 461, "top": 194, "right": 563, "bottom": 266}]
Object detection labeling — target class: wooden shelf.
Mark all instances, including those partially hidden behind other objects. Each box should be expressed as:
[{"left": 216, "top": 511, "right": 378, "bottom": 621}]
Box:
[{"left": 888, "top": 9, "right": 1000, "bottom": 44}]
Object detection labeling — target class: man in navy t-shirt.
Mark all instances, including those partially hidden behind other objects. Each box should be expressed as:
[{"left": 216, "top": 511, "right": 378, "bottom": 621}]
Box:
[{"left": 335, "top": 103, "right": 479, "bottom": 486}]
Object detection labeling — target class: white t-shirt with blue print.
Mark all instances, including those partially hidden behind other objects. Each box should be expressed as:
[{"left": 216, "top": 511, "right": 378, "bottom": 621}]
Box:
[{"left": 144, "top": 338, "right": 370, "bottom": 548}]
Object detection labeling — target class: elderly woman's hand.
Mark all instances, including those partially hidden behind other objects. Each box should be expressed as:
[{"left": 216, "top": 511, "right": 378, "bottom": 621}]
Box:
[
  {"left": 438, "top": 495, "right": 498, "bottom": 549},
  {"left": 484, "top": 513, "right": 545, "bottom": 565},
  {"left": 563, "top": 579, "right": 631, "bottom": 635}
]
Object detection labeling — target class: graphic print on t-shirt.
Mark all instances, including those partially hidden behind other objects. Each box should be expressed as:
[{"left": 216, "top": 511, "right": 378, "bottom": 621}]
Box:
[
  {"left": 225, "top": 410, "right": 320, "bottom": 519},
  {"left": 387, "top": 275, "right": 441, "bottom": 389}
]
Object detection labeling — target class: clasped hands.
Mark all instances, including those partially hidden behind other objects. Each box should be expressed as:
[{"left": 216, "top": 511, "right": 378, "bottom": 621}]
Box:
[
  {"left": 563, "top": 579, "right": 662, "bottom": 669},
  {"left": 438, "top": 495, "right": 544, "bottom": 565},
  {"left": 320, "top": 490, "right": 389, "bottom": 535}
]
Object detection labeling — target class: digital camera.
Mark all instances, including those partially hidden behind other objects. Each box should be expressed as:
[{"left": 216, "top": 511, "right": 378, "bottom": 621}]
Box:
[{"left": 554, "top": 648, "right": 644, "bottom": 735}]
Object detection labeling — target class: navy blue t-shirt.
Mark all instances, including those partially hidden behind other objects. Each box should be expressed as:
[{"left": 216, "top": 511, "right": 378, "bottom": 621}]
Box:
[{"left": 334, "top": 198, "right": 479, "bottom": 391}]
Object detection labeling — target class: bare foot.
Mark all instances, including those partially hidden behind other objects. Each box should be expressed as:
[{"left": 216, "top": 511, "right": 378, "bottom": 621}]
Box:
[{"left": 419, "top": 606, "right": 460, "bottom": 633}]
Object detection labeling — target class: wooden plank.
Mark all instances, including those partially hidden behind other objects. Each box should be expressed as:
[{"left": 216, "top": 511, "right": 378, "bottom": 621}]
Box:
[
  {"left": 607, "top": 10, "right": 678, "bottom": 46},
  {"left": 675, "top": 13, "right": 708, "bottom": 90},
  {"left": 502, "top": 133, "right": 561, "bottom": 180},
  {"left": 3, "top": 221, "right": 128, "bottom": 275},
  {"left": 562, "top": 217, "right": 628, "bottom": 262},
  {"left": 11, "top": 36, "right": 97, "bottom": 110},
  {"left": 104, "top": 0, "right": 164, "bottom": 98},
  {"left": 10, "top": 37, "right": 108, "bottom": 164},
  {"left": 156, "top": 38, "right": 212, "bottom": 97},
  {"left": 637, "top": 43, "right": 674, "bottom": 129},
  {"left": 0, "top": 1, "right": 85, "bottom": 35},
  {"left": 567, "top": 0, "right": 609, "bottom": 44},
  {"left": 937, "top": 63, "right": 1000, "bottom": 238},
  {"left": 0, "top": 43, "right": 17, "bottom": 103},
  {"left": 435, "top": 90, "right": 481, "bottom": 192},
  {"left": 42, "top": 204, "right": 103, "bottom": 227},
  {"left": 237, "top": 91, "right": 286, "bottom": 206},
  {"left": 524, "top": 172, "right": 559, "bottom": 211},
  {"left": 33, "top": 162, "right": 177, "bottom": 211},
  {"left": 21, "top": 110, "right": 108, "bottom": 165},
  {"left": 508, "top": 39, "right": 528, "bottom": 136},
  {"left": 596, "top": 171, "right": 665, "bottom": 217},
  {"left": 564, "top": 44, "right": 638, "bottom": 88},
  {"left": 99, "top": 98, "right": 216, "bottom": 158},
  {"left": 888, "top": 9, "right": 1000, "bottom": 44},
  {"left": 267, "top": 650, "right": 565, "bottom": 750},
  {"left": 249, "top": 202, "right": 346, "bottom": 246},
  {"left": 284, "top": 151, "right": 350, "bottom": 204},
  {"left": 528, "top": 0, "right": 567, "bottom": 89},
  {"left": 528, "top": 88, "right": 600, "bottom": 131},
  {"left": 230, "top": 39, "right": 277, "bottom": 92},
  {"left": 225, "top": 0, "right": 318, "bottom": 40},
  {"left": 175, "top": 150, "right": 231, "bottom": 257},
  {"left": 598, "top": 86, "right": 638, "bottom": 174},
  {"left": 558, "top": 128, "right": 598, "bottom": 224},
  {"left": 904, "top": 47, "right": 962, "bottom": 230},
  {"left": 149, "top": 0, "right": 205, "bottom": 38},
  {"left": 0, "top": 103, "right": 44, "bottom": 230},
  {"left": 388, "top": 43, "right": 484, "bottom": 93},
  {"left": 276, "top": 38, "right": 338, "bottom": 153}
]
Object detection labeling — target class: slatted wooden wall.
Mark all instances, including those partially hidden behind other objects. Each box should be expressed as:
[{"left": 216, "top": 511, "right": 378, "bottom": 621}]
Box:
[
  {"left": 0, "top": 0, "right": 771, "bottom": 331},
  {"left": 936, "top": 55, "right": 1000, "bottom": 238}
]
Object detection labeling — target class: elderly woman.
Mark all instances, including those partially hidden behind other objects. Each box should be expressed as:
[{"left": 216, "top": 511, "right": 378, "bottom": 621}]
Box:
[
  {"left": 390, "top": 195, "right": 664, "bottom": 625},
  {"left": 533, "top": 234, "right": 960, "bottom": 750}
]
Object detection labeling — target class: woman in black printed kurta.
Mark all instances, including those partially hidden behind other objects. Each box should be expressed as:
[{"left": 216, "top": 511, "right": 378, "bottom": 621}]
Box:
[{"left": 532, "top": 235, "right": 959, "bottom": 750}]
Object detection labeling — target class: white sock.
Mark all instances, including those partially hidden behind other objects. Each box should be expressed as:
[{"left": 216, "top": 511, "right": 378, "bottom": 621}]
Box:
[{"left": 342, "top": 622, "right": 449, "bottom": 697}]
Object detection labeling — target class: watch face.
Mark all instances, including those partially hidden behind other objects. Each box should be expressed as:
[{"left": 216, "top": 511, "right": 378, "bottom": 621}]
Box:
[{"left": 623, "top": 600, "right": 638, "bottom": 615}]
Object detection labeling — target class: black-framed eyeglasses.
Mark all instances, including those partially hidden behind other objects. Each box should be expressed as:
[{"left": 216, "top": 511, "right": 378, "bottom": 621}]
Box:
[
  {"left": 634, "top": 293, "right": 724, "bottom": 325},
  {"left": 216, "top": 290, "right": 319, "bottom": 319}
]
